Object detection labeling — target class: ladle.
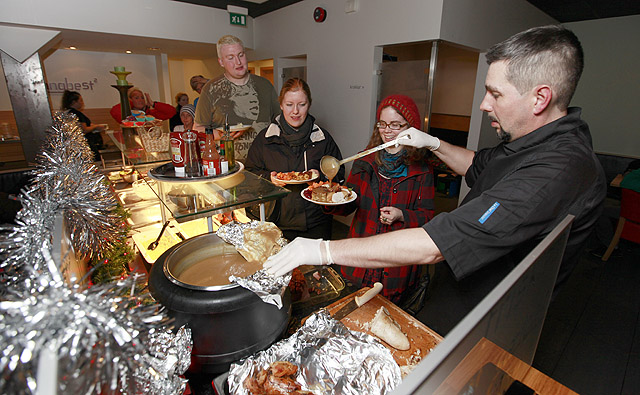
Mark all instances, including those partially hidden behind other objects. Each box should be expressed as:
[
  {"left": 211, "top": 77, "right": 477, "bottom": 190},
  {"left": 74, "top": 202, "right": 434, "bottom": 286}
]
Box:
[{"left": 320, "top": 135, "right": 410, "bottom": 181}]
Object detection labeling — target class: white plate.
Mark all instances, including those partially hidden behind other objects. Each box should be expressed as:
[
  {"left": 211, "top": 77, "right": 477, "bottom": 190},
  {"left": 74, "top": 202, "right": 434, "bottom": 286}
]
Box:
[
  {"left": 301, "top": 186, "right": 357, "bottom": 206},
  {"left": 276, "top": 169, "right": 319, "bottom": 184}
]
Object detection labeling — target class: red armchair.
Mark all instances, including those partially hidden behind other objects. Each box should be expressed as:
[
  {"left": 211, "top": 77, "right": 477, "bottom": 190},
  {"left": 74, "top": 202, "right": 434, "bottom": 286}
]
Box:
[{"left": 602, "top": 188, "right": 640, "bottom": 261}]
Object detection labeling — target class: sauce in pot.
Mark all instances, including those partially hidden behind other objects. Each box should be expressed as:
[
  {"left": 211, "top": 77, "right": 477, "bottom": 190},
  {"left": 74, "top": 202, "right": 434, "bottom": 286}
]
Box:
[{"left": 173, "top": 243, "right": 262, "bottom": 287}]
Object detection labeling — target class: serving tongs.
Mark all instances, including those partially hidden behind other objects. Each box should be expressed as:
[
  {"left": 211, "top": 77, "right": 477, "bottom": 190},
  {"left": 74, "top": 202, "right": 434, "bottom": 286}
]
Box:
[{"left": 320, "top": 135, "right": 410, "bottom": 177}]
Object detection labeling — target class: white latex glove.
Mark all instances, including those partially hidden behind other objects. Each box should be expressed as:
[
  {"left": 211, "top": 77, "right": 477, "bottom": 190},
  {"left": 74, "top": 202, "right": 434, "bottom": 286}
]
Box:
[
  {"left": 263, "top": 237, "right": 331, "bottom": 277},
  {"left": 397, "top": 127, "right": 440, "bottom": 151}
]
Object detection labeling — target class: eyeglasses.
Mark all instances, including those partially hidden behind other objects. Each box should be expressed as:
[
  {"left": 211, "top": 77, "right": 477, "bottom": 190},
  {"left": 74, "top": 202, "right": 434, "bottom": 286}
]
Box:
[{"left": 375, "top": 120, "right": 408, "bottom": 131}]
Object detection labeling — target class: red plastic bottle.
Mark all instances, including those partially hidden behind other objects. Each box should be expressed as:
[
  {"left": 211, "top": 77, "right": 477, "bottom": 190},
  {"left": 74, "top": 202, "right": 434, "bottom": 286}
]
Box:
[{"left": 201, "top": 128, "right": 220, "bottom": 176}]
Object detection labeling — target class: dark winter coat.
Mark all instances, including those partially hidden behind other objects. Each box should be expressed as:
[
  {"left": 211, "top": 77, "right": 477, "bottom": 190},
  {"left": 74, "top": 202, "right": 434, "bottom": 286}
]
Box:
[{"left": 245, "top": 116, "right": 344, "bottom": 232}]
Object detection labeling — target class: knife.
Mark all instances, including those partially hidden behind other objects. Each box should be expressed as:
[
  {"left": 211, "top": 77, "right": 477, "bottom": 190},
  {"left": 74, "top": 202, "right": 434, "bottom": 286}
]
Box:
[{"left": 332, "top": 282, "right": 383, "bottom": 321}]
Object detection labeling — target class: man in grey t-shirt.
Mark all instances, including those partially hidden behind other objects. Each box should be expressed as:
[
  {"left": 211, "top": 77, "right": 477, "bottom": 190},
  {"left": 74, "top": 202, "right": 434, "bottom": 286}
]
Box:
[{"left": 194, "top": 35, "right": 279, "bottom": 161}]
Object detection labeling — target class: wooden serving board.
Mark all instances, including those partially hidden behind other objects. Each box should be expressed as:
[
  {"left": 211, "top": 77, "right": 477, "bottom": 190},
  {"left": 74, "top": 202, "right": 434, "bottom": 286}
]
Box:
[{"left": 324, "top": 288, "right": 443, "bottom": 374}]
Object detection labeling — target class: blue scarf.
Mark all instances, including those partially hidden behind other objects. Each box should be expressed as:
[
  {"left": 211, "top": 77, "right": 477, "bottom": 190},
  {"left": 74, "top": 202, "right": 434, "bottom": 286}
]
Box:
[{"left": 379, "top": 149, "right": 408, "bottom": 178}]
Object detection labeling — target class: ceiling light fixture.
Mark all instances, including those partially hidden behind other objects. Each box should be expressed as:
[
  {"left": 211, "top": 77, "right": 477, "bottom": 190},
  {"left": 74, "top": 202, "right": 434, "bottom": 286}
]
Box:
[
  {"left": 148, "top": 47, "right": 160, "bottom": 51},
  {"left": 125, "top": 50, "right": 132, "bottom": 54},
  {"left": 69, "top": 46, "right": 77, "bottom": 50}
]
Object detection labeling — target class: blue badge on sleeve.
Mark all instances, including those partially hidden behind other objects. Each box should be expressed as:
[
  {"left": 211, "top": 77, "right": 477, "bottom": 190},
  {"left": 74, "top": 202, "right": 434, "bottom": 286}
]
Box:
[{"left": 479, "top": 202, "right": 500, "bottom": 224}]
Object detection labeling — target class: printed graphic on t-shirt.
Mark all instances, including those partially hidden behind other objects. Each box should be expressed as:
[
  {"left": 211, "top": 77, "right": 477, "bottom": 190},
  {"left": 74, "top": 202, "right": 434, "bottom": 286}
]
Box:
[{"left": 197, "top": 76, "right": 274, "bottom": 160}]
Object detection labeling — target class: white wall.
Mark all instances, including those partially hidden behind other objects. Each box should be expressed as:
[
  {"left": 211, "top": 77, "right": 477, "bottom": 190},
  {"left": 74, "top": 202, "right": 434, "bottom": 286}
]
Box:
[
  {"left": 43, "top": 50, "right": 161, "bottom": 109},
  {"left": 439, "top": 0, "right": 555, "bottom": 50},
  {"left": 565, "top": 15, "right": 640, "bottom": 158},
  {"left": 1, "top": 0, "right": 247, "bottom": 111},
  {"left": 254, "top": 0, "right": 444, "bottom": 161},
  {"left": 0, "top": 0, "right": 251, "bottom": 48},
  {"left": 254, "top": 0, "right": 558, "bottom": 161}
]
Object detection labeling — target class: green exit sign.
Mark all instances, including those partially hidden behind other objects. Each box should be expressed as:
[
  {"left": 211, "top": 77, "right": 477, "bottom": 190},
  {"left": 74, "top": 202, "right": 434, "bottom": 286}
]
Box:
[{"left": 230, "top": 13, "right": 246, "bottom": 26}]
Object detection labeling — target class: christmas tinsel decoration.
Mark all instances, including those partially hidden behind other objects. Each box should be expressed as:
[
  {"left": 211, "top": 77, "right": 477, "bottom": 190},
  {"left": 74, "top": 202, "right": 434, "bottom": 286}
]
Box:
[{"left": 0, "top": 112, "right": 191, "bottom": 393}]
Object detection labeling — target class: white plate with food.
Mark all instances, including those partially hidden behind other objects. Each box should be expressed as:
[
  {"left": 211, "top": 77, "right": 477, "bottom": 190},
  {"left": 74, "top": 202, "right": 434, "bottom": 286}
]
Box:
[
  {"left": 275, "top": 169, "right": 319, "bottom": 184},
  {"left": 301, "top": 182, "right": 357, "bottom": 205}
]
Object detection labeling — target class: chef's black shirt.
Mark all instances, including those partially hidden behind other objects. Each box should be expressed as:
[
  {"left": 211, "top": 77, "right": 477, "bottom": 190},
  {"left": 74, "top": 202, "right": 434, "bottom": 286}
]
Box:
[{"left": 424, "top": 108, "right": 606, "bottom": 291}]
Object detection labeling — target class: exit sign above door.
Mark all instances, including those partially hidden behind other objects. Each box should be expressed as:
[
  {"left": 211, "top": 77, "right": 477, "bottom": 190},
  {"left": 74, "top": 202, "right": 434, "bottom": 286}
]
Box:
[{"left": 229, "top": 13, "right": 246, "bottom": 26}]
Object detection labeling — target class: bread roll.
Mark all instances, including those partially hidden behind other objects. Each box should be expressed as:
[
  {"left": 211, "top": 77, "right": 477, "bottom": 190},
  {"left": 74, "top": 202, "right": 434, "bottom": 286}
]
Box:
[
  {"left": 239, "top": 222, "right": 282, "bottom": 264},
  {"left": 370, "top": 306, "right": 410, "bottom": 350}
]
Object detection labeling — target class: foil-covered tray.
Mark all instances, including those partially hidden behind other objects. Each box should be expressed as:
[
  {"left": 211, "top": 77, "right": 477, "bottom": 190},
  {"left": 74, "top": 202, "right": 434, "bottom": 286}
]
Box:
[{"left": 228, "top": 310, "right": 401, "bottom": 395}]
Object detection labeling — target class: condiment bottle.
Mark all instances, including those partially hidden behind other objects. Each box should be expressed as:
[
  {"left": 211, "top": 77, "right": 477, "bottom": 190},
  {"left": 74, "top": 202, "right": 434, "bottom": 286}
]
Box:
[
  {"left": 221, "top": 115, "right": 235, "bottom": 169},
  {"left": 182, "top": 129, "right": 201, "bottom": 177},
  {"left": 201, "top": 127, "right": 220, "bottom": 176},
  {"left": 170, "top": 130, "right": 185, "bottom": 177}
]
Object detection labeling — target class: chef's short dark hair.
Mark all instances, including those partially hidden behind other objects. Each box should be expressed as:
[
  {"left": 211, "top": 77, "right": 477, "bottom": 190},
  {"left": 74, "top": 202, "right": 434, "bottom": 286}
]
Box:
[{"left": 486, "top": 25, "right": 584, "bottom": 110}]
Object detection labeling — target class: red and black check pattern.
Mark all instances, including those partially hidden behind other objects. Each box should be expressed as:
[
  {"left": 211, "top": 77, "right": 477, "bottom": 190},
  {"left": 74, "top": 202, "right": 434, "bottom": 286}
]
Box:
[{"left": 327, "top": 153, "right": 434, "bottom": 303}]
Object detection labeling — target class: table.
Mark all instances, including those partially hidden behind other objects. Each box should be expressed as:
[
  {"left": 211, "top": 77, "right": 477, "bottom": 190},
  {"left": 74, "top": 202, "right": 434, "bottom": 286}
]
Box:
[
  {"left": 433, "top": 337, "right": 578, "bottom": 394},
  {"left": 610, "top": 173, "right": 624, "bottom": 188}
]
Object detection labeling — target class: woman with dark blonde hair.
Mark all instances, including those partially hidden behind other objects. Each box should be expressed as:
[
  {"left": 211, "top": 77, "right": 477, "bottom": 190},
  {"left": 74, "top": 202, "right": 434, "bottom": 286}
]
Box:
[
  {"left": 246, "top": 78, "right": 344, "bottom": 240},
  {"left": 109, "top": 87, "right": 176, "bottom": 122},
  {"left": 61, "top": 90, "right": 105, "bottom": 160},
  {"left": 327, "top": 94, "right": 435, "bottom": 309}
]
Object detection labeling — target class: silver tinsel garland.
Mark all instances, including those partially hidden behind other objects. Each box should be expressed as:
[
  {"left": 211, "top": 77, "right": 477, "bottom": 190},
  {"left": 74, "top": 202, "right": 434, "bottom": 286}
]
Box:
[{"left": 0, "top": 112, "right": 192, "bottom": 394}]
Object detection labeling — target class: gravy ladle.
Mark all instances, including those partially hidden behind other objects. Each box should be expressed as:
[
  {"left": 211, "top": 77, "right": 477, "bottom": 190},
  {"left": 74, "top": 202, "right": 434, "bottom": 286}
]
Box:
[{"left": 320, "top": 135, "right": 410, "bottom": 180}]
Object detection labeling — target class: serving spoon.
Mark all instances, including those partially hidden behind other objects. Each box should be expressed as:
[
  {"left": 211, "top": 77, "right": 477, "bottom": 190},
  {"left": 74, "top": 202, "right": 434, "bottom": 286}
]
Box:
[
  {"left": 148, "top": 220, "right": 170, "bottom": 250},
  {"left": 320, "top": 135, "right": 410, "bottom": 182}
]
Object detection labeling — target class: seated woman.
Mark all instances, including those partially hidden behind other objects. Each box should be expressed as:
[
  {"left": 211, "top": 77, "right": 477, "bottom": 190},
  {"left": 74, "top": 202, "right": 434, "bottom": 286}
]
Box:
[
  {"left": 327, "top": 94, "right": 435, "bottom": 308},
  {"left": 170, "top": 92, "right": 189, "bottom": 132},
  {"left": 109, "top": 87, "right": 176, "bottom": 123},
  {"left": 245, "top": 78, "right": 344, "bottom": 241},
  {"left": 61, "top": 90, "right": 106, "bottom": 161}
]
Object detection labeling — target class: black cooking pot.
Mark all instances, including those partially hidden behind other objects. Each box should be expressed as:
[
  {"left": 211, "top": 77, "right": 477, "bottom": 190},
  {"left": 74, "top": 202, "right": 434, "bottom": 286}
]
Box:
[{"left": 148, "top": 232, "right": 291, "bottom": 374}]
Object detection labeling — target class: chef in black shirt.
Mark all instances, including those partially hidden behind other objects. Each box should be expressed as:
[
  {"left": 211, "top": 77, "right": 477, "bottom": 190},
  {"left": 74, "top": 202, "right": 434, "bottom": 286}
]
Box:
[{"left": 264, "top": 25, "right": 606, "bottom": 325}]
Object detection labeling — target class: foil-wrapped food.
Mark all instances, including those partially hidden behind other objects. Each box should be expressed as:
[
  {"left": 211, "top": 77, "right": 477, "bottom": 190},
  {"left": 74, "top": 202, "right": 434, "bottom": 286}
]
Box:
[
  {"left": 228, "top": 310, "right": 402, "bottom": 395},
  {"left": 218, "top": 221, "right": 292, "bottom": 308}
]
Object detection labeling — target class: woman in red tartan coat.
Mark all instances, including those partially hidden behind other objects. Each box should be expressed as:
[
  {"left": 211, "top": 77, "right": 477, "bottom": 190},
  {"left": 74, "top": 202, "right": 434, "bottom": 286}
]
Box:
[{"left": 327, "top": 95, "right": 435, "bottom": 307}]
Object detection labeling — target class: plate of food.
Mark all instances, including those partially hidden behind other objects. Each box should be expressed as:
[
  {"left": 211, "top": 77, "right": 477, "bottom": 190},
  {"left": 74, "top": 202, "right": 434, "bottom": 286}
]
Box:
[
  {"left": 275, "top": 169, "right": 319, "bottom": 184},
  {"left": 301, "top": 181, "right": 357, "bottom": 205}
]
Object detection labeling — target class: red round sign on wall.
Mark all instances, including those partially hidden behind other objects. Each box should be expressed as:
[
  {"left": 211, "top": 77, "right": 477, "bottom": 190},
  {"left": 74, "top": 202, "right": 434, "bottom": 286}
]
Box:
[{"left": 314, "top": 7, "right": 327, "bottom": 22}]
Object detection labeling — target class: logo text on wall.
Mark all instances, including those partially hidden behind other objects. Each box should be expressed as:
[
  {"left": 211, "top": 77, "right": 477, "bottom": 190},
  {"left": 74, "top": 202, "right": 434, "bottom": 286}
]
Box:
[{"left": 47, "top": 78, "right": 98, "bottom": 94}]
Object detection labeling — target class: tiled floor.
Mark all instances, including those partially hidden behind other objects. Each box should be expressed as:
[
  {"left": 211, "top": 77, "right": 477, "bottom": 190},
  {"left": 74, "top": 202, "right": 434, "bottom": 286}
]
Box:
[{"left": 532, "top": 240, "right": 640, "bottom": 394}]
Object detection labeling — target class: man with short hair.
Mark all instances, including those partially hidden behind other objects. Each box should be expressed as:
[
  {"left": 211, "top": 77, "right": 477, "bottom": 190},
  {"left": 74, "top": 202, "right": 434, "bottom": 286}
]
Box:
[
  {"left": 194, "top": 35, "right": 278, "bottom": 161},
  {"left": 265, "top": 25, "right": 606, "bottom": 324}
]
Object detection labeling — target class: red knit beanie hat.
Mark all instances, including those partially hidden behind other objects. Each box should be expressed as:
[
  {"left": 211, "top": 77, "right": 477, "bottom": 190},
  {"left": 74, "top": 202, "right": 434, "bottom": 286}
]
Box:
[{"left": 376, "top": 95, "right": 421, "bottom": 130}]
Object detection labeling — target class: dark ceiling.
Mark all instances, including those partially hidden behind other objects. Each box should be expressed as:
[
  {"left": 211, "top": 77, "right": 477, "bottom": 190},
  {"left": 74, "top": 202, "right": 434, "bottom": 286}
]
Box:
[
  {"left": 525, "top": 0, "right": 640, "bottom": 23},
  {"left": 175, "top": 0, "right": 640, "bottom": 22}
]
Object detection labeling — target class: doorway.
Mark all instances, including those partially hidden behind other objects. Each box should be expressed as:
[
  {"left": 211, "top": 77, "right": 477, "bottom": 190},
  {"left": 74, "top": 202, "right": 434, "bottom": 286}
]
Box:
[{"left": 377, "top": 40, "right": 479, "bottom": 148}]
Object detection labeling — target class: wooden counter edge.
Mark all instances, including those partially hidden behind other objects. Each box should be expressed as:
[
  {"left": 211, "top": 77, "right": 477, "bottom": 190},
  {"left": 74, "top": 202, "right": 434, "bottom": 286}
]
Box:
[{"left": 435, "top": 338, "right": 578, "bottom": 395}]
